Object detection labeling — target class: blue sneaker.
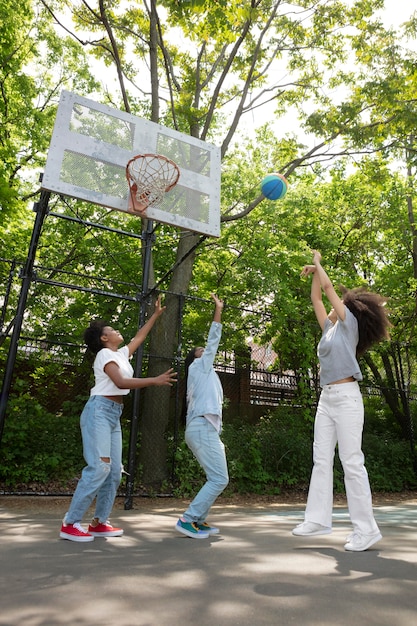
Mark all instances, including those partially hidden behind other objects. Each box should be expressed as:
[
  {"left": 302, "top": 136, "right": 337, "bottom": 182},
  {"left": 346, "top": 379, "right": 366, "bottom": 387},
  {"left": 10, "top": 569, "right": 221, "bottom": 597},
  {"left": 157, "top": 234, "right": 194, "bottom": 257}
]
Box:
[
  {"left": 197, "top": 522, "right": 220, "bottom": 535},
  {"left": 175, "top": 518, "right": 209, "bottom": 539}
]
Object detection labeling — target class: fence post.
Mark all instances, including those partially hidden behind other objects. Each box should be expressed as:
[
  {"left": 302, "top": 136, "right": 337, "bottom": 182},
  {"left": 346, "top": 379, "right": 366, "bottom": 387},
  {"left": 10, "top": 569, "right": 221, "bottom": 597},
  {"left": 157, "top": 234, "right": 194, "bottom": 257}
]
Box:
[
  {"left": 0, "top": 191, "right": 51, "bottom": 445},
  {"left": 124, "top": 219, "right": 155, "bottom": 510}
]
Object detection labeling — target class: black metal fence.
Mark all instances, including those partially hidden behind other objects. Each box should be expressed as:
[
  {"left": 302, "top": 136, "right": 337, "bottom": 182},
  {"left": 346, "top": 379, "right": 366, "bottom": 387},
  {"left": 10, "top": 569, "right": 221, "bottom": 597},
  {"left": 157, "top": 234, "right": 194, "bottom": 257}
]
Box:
[{"left": 1, "top": 250, "right": 417, "bottom": 494}]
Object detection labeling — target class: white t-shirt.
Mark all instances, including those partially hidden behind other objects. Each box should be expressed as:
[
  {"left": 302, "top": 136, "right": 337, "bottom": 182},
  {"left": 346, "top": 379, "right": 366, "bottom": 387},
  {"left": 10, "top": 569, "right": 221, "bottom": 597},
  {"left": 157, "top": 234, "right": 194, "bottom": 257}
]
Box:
[{"left": 90, "top": 345, "right": 133, "bottom": 396}]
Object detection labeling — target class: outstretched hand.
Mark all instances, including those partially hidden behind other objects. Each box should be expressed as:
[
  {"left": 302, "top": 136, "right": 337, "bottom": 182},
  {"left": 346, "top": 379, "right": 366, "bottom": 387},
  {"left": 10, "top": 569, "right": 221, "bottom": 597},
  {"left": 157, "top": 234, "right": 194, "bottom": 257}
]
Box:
[
  {"left": 211, "top": 293, "right": 224, "bottom": 309},
  {"left": 301, "top": 250, "right": 322, "bottom": 277},
  {"left": 153, "top": 295, "right": 166, "bottom": 317},
  {"left": 156, "top": 368, "right": 177, "bottom": 386},
  {"left": 312, "top": 249, "right": 322, "bottom": 265},
  {"left": 300, "top": 264, "right": 316, "bottom": 277}
]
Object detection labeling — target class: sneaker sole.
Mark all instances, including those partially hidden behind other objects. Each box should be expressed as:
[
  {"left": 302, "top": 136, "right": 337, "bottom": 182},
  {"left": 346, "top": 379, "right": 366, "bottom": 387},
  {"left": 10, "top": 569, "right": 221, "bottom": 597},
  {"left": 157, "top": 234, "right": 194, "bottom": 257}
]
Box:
[
  {"left": 292, "top": 527, "right": 332, "bottom": 537},
  {"left": 175, "top": 524, "right": 209, "bottom": 539},
  {"left": 59, "top": 532, "right": 94, "bottom": 542},
  {"left": 199, "top": 528, "right": 220, "bottom": 536},
  {"left": 88, "top": 531, "right": 124, "bottom": 537},
  {"left": 344, "top": 532, "right": 382, "bottom": 552}
]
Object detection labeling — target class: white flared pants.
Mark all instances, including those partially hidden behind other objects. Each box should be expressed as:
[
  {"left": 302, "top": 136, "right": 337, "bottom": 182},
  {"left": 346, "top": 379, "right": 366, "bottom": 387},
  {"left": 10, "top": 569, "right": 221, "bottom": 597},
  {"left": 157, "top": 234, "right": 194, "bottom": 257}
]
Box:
[{"left": 304, "top": 381, "right": 380, "bottom": 536}]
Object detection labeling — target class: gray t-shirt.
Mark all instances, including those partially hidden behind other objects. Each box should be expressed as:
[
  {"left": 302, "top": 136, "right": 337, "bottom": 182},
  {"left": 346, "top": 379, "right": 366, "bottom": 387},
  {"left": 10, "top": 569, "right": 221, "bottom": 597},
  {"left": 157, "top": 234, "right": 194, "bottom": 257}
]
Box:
[{"left": 318, "top": 306, "right": 362, "bottom": 387}]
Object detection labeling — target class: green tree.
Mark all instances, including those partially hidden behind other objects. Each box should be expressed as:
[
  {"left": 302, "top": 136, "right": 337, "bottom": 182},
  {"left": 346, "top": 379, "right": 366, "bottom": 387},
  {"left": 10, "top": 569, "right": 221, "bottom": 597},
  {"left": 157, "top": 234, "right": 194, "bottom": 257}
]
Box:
[
  {"left": 4, "top": 0, "right": 417, "bottom": 488},
  {"left": 301, "top": 14, "right": 417, "bottom": 452}
]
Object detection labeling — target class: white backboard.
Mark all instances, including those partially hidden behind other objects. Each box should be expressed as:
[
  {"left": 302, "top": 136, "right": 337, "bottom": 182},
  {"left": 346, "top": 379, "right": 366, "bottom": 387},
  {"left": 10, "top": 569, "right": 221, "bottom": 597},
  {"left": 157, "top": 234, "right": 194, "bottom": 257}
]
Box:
[{"left": 42, "top": 91, "right": 221, "bottom": 237}]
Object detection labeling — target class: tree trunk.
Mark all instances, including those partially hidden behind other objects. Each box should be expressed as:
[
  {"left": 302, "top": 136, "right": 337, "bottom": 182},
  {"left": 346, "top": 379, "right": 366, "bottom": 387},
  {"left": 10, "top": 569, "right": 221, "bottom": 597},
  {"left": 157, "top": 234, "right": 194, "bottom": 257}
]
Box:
[
  {"left": 138, "top": 231, "right": 200, "bottom": 485},
  {"left": 364, "top": 350, "right": 412, "bottom": 440}
]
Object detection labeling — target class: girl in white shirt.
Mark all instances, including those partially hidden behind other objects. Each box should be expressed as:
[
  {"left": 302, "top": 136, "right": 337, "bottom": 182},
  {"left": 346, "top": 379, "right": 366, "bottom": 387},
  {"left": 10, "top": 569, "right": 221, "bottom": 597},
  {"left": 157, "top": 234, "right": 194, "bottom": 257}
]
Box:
[{"left": 60, "top": 296, "right": 177, "bottom": 542}]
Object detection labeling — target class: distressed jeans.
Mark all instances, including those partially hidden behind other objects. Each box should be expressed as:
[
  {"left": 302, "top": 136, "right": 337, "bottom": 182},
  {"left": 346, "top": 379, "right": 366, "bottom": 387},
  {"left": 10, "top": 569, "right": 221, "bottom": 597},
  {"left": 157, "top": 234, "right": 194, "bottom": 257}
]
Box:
[
  {"left": 183, "top": 417, "right": 229, "bottom": 523},
  {"left": 304, "top": 381, "right": 380, "bottom": 536},
  {"left": 65, "top": 395, "right": 123, "bottom": 525}
]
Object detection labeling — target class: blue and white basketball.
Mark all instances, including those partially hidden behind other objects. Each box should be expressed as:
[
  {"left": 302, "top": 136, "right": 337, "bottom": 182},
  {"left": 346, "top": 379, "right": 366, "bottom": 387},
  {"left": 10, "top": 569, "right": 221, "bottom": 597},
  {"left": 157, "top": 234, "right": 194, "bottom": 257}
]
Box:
[{"left": 261, "top": 173, "right": 288, "bottom": 200}]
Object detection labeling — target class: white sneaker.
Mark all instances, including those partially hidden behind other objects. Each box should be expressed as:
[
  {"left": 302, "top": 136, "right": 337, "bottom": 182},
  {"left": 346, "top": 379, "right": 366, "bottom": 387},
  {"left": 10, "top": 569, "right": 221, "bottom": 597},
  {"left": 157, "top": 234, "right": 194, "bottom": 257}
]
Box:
[
  {"left": 344, "top": 531, "right": 382, "bottom": 552},
  {"left": 292, "top": 521, "right": 332, "bottom": 536}
]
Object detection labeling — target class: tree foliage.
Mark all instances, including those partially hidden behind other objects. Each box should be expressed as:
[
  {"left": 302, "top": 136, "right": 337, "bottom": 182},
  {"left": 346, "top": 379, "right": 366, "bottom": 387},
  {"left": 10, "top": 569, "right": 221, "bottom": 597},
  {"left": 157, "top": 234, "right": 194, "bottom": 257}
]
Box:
[{"left": 2, "top": 0, "right": 417, "bottom": 486}]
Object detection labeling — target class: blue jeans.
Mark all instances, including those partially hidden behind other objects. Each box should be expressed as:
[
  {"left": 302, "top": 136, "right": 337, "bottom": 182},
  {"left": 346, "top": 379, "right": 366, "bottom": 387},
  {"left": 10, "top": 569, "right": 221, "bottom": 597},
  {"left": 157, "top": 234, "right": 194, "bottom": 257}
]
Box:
[
  {"left": 305, "top": 381, "right": 380, "bottom": 535},
  {"left": 183, "top": 417, "right": 229, "bottom": 523},
  {"left": 65, "top": 396, "right": 123, "bottom": 524}
]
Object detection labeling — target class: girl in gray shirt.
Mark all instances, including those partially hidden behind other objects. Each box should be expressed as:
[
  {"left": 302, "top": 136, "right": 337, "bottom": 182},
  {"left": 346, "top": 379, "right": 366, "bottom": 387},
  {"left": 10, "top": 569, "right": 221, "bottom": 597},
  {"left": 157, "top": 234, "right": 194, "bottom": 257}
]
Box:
[{"left": 292, "top": 250, "right": 390, "bottom": 551}]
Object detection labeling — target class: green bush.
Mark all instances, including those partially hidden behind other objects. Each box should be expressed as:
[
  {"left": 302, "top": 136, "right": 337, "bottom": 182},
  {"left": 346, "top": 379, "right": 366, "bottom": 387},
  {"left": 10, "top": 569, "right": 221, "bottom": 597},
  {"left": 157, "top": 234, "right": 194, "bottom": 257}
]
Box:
[
  {"left": 0, "top": 381, "right": 85, "bottom": 488},
  {"left": 171, "top": 438, "right": 206, "bottom": 498},
  {"left": 171, "top": 408, "right": 313, "bottom": 496},
  {"left": 171, "top": 406, "right": 417, "bottom": 497},
  {"left": 362, "top": 433, "right": 417, "bottom": 491},
  {"left": 1, "top": 387, "right": 417, "bottom": 494},
  {"left": 222, "top": 409, "right": 313, "bottom": 494}
]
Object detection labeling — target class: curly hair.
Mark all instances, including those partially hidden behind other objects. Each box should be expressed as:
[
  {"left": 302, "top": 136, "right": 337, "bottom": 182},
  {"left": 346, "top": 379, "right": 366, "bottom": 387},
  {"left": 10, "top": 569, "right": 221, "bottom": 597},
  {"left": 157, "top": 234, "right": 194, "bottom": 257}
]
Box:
[
  {"left": 83, "top": 319, "right": 108, "bottom": 355},
  {"left": 340, "top": 287, "right": 391, "bottom": 357}
]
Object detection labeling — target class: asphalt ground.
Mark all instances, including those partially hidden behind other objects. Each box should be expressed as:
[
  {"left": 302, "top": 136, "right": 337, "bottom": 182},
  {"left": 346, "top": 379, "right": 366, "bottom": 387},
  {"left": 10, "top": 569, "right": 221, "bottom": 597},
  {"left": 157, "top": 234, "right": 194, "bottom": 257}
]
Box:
[{"left": 1, "top": 495, "right": 417, "bottom": 626}]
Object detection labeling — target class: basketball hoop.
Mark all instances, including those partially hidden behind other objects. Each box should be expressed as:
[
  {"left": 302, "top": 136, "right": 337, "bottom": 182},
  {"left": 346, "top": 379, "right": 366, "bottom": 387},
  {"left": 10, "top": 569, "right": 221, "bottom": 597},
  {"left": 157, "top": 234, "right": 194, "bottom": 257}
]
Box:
[{"left": 126, "top": 153, "right": 180, "bottom": 214}]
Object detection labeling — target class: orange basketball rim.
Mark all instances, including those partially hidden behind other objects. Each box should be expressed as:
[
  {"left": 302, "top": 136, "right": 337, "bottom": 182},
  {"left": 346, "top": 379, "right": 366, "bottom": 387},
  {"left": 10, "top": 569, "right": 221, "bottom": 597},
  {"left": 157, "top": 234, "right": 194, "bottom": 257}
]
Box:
[{"left": 126, "top": 153, "right": 180, "bottom": 214}]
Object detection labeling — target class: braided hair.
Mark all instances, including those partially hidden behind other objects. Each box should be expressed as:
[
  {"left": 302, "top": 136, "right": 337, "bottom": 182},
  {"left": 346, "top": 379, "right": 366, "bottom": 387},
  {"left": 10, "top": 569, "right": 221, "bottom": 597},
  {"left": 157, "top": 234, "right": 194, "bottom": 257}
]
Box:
[{"left": 181, "top": 347, "right": 199, "bottom": 424}]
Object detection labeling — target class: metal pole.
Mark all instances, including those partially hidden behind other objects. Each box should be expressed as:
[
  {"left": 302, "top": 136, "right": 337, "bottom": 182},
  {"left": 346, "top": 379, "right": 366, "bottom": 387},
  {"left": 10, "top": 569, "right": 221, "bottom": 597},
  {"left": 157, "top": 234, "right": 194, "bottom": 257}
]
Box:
[
  {"left": 171, "top": 294, "right": 184, "bottom": 483},
  {"left": 0, "top": 191, "right": 51, "bottom": 445},
  {"left": 0, "top": 259, "right": 17, "bottom": 333},
  {"left": 124, "top": 219, "right": 155, "bottom": 509}
]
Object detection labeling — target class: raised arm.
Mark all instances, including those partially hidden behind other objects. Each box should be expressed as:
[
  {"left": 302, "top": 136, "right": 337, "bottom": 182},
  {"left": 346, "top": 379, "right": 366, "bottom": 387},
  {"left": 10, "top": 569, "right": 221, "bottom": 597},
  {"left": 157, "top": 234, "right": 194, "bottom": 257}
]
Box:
[
  {"left": 127, "top": 295, "right": 166, "bottom": 357},
  {"left": 312, "top": 251, "right": 345, "bottom": 322},
  {"left": 301, "top": 251, "right": 345, "bottom": 330},
  {"left": 212, "top": 293, "right": 224, "bottom": 323},
  {"left": 301, "top": 264, "right": 328, "bottom": 329},
  {"left": 196, "top": 294, "right": 224, "bottom": 372}
]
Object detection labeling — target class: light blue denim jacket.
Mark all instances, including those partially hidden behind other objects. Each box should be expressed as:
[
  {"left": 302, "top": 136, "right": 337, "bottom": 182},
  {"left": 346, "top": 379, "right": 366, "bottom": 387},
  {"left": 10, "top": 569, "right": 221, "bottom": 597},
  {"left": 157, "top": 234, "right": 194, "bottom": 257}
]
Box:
[{"left": 186, "top": 321, "right": 223, "bottom": 425}]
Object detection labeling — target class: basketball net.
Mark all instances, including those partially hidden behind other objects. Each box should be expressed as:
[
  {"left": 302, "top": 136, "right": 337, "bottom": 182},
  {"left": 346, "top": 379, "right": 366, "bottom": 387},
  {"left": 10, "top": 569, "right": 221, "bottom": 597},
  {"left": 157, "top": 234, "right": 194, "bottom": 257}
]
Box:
[{"left": 126, "top": 154, "right": 180, "bottom": 214}]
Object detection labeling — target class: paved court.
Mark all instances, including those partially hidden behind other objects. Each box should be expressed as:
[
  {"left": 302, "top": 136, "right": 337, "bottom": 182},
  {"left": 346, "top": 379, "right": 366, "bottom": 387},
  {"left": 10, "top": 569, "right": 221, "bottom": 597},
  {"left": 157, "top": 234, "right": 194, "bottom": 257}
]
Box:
[{"left": 0, "top": 496, "right": 416, "bottom": 626}]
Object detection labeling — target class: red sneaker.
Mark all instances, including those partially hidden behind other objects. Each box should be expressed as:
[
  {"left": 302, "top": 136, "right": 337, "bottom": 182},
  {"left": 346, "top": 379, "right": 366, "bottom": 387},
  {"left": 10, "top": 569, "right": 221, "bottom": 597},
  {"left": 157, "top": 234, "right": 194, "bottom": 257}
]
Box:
[
  {"left": 88, "top": 521, "right": 123, "bottom": 537},
  {"left": 60, "top": 521, "right": 94, "bottom": 542}
]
